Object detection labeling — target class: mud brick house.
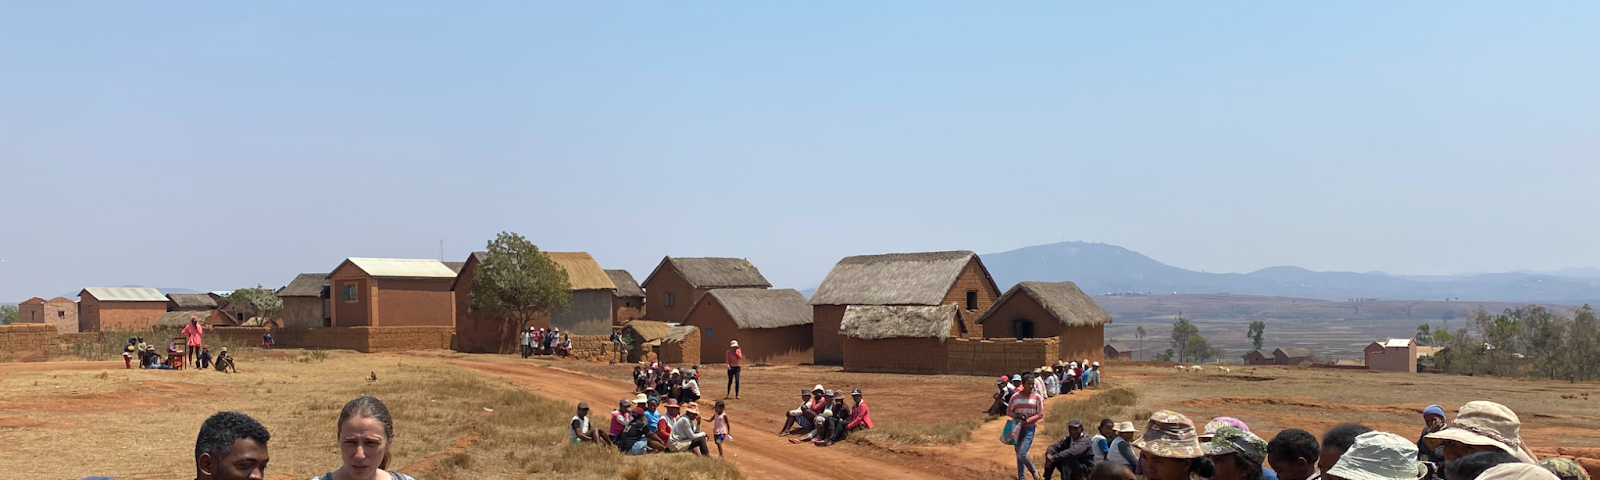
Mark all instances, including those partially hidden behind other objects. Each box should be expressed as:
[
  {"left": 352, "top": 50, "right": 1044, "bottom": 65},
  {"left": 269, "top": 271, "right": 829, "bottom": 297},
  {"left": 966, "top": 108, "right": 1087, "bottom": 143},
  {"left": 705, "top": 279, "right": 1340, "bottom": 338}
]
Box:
[
  {"left": 79, "top": 287, "right": 169, "bottom": 332},
  {"left": 1364, "top": 338, "right": 1418, "bottom": 373},
  {"left": 1246, "top": 350, "right": 1274, "bottom": 365},
  {"left": 622, "top": 320, "right": 673, "bottom": 362},
  {"left": 641, "top": 257, "right": 771, "bottom": 323},
  {"left": 606, "top": 269, "right": 646, "bottom": 326},
  {"left": 839, "top": 304, "right": 959, "bottom": 374},
  {"left": 155, "top": 310, "right": 232, "bottom": 329},
  {"left": 329, "top": 258, "right": 457, "bottom": 328},
  {"left": 451, "top": 252, "right": 498, "bottom": 352},
  {"left": 17, "top": 297, "right": 78, "bottom": 333},
  {"left": 1273, "top": 347, "right": 1314, "bottom": 366},
  {"left": 1104, "top": 341, "right": 1133, "bottom": 360},
  {"left": 659, "top": 325, "right": 700, "bottom": 364},
  {"left": 808, "top": 250, "right": 1001, "bottom": 365},
  {"left": 977, "top": 281, "right": 1111, "bottom": 362},
  {"left": 540, "top": 252, "right": 617, "bottom": 336},
  {"left": 166, "top": 293, "right": 221, "bottom": 312},
  {"left": 279, "top": 273, "right": 331, "bottom": 328},
  {"left": 682, "top": 288, "right": 813, "bottom": 365}
]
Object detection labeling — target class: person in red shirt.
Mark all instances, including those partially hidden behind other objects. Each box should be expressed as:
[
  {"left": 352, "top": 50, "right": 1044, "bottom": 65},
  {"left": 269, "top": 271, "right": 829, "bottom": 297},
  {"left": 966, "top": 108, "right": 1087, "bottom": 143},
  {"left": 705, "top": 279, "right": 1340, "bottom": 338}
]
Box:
[
  {"left": 181, "top": 316, "right": 204, "bottom": 368},
  {"left": 609, "top": 398, "right": 635, "bottom": 444},
  {"left": 724, "top": 340, "right": 744, "bottom": 399}
]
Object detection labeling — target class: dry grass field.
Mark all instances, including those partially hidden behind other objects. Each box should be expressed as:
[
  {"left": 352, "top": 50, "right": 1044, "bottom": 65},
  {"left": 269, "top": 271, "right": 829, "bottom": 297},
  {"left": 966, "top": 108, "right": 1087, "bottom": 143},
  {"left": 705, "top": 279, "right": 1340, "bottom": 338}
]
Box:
[{"left": 3, "top": 351, "right": 1598, "bottom": 480}]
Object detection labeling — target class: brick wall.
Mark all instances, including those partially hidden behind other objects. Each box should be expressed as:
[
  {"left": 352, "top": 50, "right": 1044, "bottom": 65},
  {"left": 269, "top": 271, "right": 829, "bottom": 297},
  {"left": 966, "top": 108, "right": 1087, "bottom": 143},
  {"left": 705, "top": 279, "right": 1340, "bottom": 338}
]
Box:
[
  {"left": 0, "top": 324, "right": 57, "bottom": 354},
  {"left": 373, "top": 278, "right": 455, "bottom": 327},
  {"left": 207, "top": 326, "right": 454, "bottom": 353},
  {"left": 684, "top": 293, "right": 813, "bottom": 365},
  {"left": 812, "top": 305, "right": 846, "bottom": 364},
  {"left": 941, "top": 257, "right": 1002, "bottom": 337},
  {"left": 947, "top": 337, "right": 1060, "bottom": 377},
  {"left": 566, "top": 334, "right": 612, "bottom": 361},
  {"left": 613, "top": 296, "right": 644, "bottom": 327},
  {"left": 19, "top": 299, "right": 78, "bottom": 333},
  {"left": 80, "top": 297, "right": 167, "bottom": 332},
  {"left": 842, "top": 337, "right": 949, "bottom": 374},
  {"left": 643, "top": 264, "right": 694, "bottom": 323}
]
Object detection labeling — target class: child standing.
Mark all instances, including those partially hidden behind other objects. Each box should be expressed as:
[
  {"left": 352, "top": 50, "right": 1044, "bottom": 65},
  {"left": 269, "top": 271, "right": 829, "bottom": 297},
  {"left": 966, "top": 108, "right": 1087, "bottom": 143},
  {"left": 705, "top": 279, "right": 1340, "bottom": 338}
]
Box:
[{"left": 712, "top": 400, "right": 731, "bottom": 457}]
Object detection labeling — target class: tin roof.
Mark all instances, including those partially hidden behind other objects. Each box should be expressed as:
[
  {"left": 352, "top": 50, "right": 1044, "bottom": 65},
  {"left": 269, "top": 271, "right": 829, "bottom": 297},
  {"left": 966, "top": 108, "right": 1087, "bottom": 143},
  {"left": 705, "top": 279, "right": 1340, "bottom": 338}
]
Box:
[
  {"left": 81, "top": 287, "right": 167, "bottom": 302},
  {"left": 344, "top": 258, "right": 459, "bottom": 278}
]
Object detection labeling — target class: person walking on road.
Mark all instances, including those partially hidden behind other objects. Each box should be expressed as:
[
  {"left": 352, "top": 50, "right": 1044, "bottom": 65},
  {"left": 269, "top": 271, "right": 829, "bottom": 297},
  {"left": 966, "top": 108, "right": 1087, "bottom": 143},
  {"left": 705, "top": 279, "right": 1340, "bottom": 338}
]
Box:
[
  {"left": 1010, "top": 372, "right": 1046, "bottom": 480},
  {"left": 725, "top": 340, "right": 743, "bottom": 399}
]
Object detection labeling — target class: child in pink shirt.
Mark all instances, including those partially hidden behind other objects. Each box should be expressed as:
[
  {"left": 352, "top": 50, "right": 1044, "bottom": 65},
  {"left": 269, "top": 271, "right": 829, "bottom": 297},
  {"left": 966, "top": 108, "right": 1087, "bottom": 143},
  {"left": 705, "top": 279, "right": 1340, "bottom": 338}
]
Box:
[{"left": 712, "top": 400, "right": 731, "bottom": 457}]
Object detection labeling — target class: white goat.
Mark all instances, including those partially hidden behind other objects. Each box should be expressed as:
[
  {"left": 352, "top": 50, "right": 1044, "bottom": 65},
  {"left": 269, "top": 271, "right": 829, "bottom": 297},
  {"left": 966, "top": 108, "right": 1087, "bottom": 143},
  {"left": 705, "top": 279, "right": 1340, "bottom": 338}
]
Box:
[{"left": 1190, "top": 365, "right": 1204, "bottom": 372}]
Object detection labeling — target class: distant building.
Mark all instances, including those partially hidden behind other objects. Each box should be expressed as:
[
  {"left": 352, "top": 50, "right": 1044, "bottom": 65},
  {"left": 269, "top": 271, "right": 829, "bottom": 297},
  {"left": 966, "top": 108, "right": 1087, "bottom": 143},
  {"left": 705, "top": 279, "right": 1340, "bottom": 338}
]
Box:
[
  {"left": 155, "top": 310, "right": 233, "bottom": 329},
  {"left": 539, "top": 252, "right": 617, "bottom": 336},
  {"left": 1364, "top": 338, "right": 1418, "bottom": 373},
  {"left": 809, "top": 250, "right": 1001, "bottom": 365},
  {"left": 681, "top": 288, "right": 813, "bottom": 365},
  {"left": 329, "top": 258, "right": 457, "bottom": 327},
  {"left": 166, "top": 293, "right": 221, "bottom": 312},
  {"left": 641, "top": 257, "right": 771, "bottom": 324},
  {"left": 18, "top": 297, "right": 78, "bottom": 333},
  {"left": 977, "top": 281, "right": 1112, "bottom": 362},
  {"left": 79, "top": 287, "right": 169, "bottom": 332},
  {"left": 1246, "top": 350, "right": 1274, "bottom": 366},
  {"left": 1273, "top": 347, "right": 1314, "bottom": 366},
  {"left": 279, "top": 273, "right": 331, "bottom": 328},
  {"left": 606, "top": 269, "right": 646, "bottom": 327},
  {"left": 1104, "top": 341, "right": 1133, "bottom": 360},
  {"left": 840, "top": 304, "right": 960, "bottom": 374}
]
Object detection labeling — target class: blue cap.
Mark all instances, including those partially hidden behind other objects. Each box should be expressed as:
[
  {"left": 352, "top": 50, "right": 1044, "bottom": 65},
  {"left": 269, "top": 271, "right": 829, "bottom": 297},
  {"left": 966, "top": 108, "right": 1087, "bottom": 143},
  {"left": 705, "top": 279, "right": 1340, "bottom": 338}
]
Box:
[
  {"left": 1424, "top": 404, "right": 1445, "bottom": 418},
  {"left": 1010, "top": 374, "right": 1022, "bottom": 382}
]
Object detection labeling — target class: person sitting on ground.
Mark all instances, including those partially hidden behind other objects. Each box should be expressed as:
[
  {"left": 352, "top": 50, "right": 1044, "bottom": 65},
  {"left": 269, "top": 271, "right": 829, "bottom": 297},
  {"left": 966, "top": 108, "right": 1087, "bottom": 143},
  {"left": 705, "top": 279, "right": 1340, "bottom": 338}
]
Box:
[
  {"left": 312, "top": 396, "right": 418, "bottom": 480},
  {"left": 617, "top": 403, "right": 652, "bottom": 456},
  {"left": 681, "top": 370, "right": 701, "bottom": 404},
  {"left": 1091, "top": 461, "right": 1138, "bottom": 480},
  {"left": 842, "top": 389, "right": 873, "bottom": 435},
  {"left": 988, "top": 376, "right": 1015, "bottom": 415},
  {"left": 1088, "top": 362, "right": 1103, "bottom": 387},
  {"left": 261, "top": 332, "right": 273, "bottom": 349},
  {"left": 198, "top": 347, "right": 213, "bottom": 370},
  {"left": 670, "top": 402, "right": 710, "bottom": 455},
  {"left": 1321, "top": 424, "right": 1375, "bottom": 475},
  {"left": 1206, "top": 426, "right": 1270, "bottom": 480},
  {"left": 792, "top": 389, "right": 841, "bottom": 444},
  {"left": 145, "top": 346, "right": 172, "bottom": 369},
  {"left": 1323, "top": 431, "right": 1427, "bottom": 480},
  {"left": 1106, "top": 421, "right": 1140, "bottom": 470},
  {"left": 1478, "top": 464, "right": 1561, "bottom": 480},
  {"left": 1269, "top": 428, "right": 1323, "bottom": 480},
  {"left": 1424, "top": 401, "right": 1538, "bottom": 464},
  {"left": 1043, "top": 418, "right": 1097, "bottom": 480},
  {"left": 1443, "top": 451, "right": 1520, "bottom": 480},
  {"left": 1043, "top": 367, "right": 1060, "bottom": 398},
  {"left": 815, "top": 390, "right": 854, "bottom": 446},
  {"left": 1094, "top": 418, "right": 1115, "bottom": 463},
  {"left": 570, "top": 402, "right": 611, "bottom": 446},
  {"left": 1132, "top": 410, "right": 1211, "bottom": 480},
  {"left": 780, "top": 389, "right": 816, "bottom": 436},
  {"left": 1064, "top": 369, "right": 1078, "bottom": 395},
  {"left": 561, "top": 336, "right": 572, "bottom": 357},
  {"left": 193, "top": 411, "right": 272, "bottom": 480},
  {"left": 1536, "top": 458, "right": 1590, "bottom": 480},
  {"left": 214, "top": 347, "right": 237, "bottom": 373},
  {"left": 610, "top": 398, "right": 636, "bottom": 444}
]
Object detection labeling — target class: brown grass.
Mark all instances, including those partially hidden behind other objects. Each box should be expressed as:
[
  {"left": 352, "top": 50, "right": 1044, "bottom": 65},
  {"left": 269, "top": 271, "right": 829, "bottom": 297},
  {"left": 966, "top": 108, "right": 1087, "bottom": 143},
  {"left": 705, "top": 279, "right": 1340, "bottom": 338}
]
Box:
[
  {"left": 1041, "top": 388, "right": 1140, "bottom": 439},
  {"left": 852, "top": 417, "right": 990, "bottom": 446}
]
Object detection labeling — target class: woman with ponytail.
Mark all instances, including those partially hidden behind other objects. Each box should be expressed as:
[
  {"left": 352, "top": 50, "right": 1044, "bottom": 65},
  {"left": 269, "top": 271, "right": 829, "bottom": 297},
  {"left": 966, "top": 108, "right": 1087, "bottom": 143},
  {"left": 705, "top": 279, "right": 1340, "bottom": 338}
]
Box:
[{"left": 314, "top": 396, "right": 416, "bottom": 480}]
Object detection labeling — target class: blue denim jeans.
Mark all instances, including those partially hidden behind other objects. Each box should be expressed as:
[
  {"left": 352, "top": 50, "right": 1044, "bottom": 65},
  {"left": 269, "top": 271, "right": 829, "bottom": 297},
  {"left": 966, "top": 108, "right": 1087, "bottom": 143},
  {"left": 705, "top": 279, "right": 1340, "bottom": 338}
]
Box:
[
  {"left": 1015, "top": 424, "right": 1038, "bottom": 480},
  {"left": 627, "top": 439, "right": 648, "bottom": 455}
]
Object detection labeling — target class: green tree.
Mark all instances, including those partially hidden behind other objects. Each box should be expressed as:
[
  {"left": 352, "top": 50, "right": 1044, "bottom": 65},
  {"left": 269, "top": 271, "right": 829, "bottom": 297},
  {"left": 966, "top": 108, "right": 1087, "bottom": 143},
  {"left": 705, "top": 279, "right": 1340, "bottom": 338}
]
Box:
[
  {"left": 1516, "top": 306, "right": 1567, "bottom": 380},
  {"left": 470, "top": 232, "right": 573, "bottom": 354},
  {"left": 1154, "top": 348, "right": 1174, "bottom": 362},
  {"left": 1566, "top": 305, "right": 1599, "bottom": 381},
  {"left": 1170, "top": 315, "right": 1199, "bottom": 362},
  {"left": 0, "top": 304, "right": 17, "bottom": 325},
  {"left": 1247, "top": 321, "right": 1266, "bottom": 351},
  {"left": 1135, "top": 326, "right": 1147, "bottom": 361},
  {"left": 224, "top": 286, "right": 282, "bottom": 325},
  {"left": 1415, "top": 323, "right": 1434, "bottom": 346}
]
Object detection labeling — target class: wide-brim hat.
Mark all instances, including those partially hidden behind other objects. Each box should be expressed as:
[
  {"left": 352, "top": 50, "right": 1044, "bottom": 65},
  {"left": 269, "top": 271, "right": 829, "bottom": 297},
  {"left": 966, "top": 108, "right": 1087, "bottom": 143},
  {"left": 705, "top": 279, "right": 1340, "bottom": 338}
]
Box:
[
  {"left": 633, "top": 393, "right": 648, "bottom": 404},
  {"left": 1327, "top": 431, "right": 1426, "bottom": 480},
  {"left": 1424, "top": 401, "right": 1537, "bottom": 463},
  {"left": 1131, "top": 410, "right": 1203, "bottom": 459},
  {"left": 1115, "top": 421, "right": 1138, "bottom": 433},
  {"left": 812, "top": 384, "right": 825, "bottom": 393},
  {"left": 1481, "top": 464, "right": 1561, "bottom": 480}
]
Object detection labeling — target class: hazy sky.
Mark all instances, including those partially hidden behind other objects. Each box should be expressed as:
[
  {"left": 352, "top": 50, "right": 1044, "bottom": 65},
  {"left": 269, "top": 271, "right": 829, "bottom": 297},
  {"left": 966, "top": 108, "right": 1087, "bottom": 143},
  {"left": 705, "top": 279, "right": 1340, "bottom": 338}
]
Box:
[{"left": 2, "top": 2, "right": 1597, "bottom": 301}]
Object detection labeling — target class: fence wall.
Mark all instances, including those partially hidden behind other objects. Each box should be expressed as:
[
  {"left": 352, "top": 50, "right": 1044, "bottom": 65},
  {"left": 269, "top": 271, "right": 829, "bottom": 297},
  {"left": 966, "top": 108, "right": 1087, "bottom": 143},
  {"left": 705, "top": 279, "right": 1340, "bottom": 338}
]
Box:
[
  {"left": 0, "top": 324, "right": 57, "bottom": 355},
  {"left": 208, "top": 326, "right": 454, "bottom": 353}
]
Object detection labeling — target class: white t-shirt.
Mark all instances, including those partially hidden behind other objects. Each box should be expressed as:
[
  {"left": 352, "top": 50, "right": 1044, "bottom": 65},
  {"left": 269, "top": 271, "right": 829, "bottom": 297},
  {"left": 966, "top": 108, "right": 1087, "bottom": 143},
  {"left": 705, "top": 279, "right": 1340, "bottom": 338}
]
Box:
[
  {"left": 685, "top": 379, "right": 700, "bottom": 396},
  {"left": 569, "top": 415, "right": 590, "bottom": 443}
]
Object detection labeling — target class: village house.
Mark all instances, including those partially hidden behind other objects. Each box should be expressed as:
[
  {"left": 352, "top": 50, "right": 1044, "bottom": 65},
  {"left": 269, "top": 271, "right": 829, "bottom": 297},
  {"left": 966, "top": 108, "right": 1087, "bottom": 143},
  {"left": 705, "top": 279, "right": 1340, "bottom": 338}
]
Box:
[
  {"left": 451, "top": 252, "right": 499, "bottom": 353},
  {"left": 279, "top": 273, "right": 331, "bottom": 328},
  {"left": 606, "top": 269, "right": 646, "bottom": 326},
  {"left": 808, "top": 250, "right": 1001, "bottom": 365},
  {"left": 329, "top": 258, "right": 457, "bottom": 328},
  {"left": 641, "top": 257, "right": 771, "bottom": 324},
  {"left": 622, "top": 320, "right": 700, "bottom": 364},
  {"left": 839, "top": 304, "right": 959, "bottom": 374},
  {"left": 1104, "top": 341, "right": 1133, "bottom": 360},
  {"left": 682, "top": 288, "right": 813, "bottom": 365},
  {"left": 622, "top": 320, "right": 673, "bottom": 362},
  {"left": 1365, "top": 338, "right": 1419, "bottom": 373},
  {"left": 977, "top": 281, "right": 1112, "bottom": 362},
  {"left": 1246, "top": 350, "right": 1274, "bottom": 365},
  {"left": 166, "top": 293, "right": 221, "bottom": 312},
  {"left": 17, "top": 297, "right": 78, "bottom": 334},
  {"left": 451, "top": 251, "right": 617, "bottom": 353},
  {"left": 1273, "top": 347, "right": 1314, "bottom": 366},
  {"left": 78, "top": 287, "right": 169, "bottom": 332},
  {"left": 155, "top": 309, "right": 233, "bottom": 329}
]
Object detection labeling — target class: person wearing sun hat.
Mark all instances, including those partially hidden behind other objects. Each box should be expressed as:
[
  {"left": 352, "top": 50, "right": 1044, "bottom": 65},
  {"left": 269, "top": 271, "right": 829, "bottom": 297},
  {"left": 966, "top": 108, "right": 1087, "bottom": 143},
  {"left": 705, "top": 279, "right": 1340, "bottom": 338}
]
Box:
[
  {"left": 1424, "top": 401, "right": 1538, "bottom": 463},
  {"left": 1043, "top": 366, "right": 1060, "bottom": 398},
  {"left": 1106, "top": 421, "right": 1140, "bottom": 470},
  {"left": 1202, "top": 417, "right": 1252, "bottom": 442},
  {"left": 1479, "top": 464, "right": 1562, "bottom": 480},
  {"left": 725, "top": 340, "right": 743, "bottom": 399},
  {"left": 1325, "top": 431, "right": 1428, "bottom": 480},
  {"left": 1133, "top": 410, "right": 1207, "bottom": 480},
  {"left": 1206, "top": 426, "right": 1271, "bottom": 480}
]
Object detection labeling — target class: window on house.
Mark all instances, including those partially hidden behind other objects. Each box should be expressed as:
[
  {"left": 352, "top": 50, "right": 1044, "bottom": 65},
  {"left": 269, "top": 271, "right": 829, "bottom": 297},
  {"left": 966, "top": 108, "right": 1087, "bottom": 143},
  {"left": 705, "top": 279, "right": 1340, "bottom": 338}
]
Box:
[
  {"left": 57, "top": 311, "right": 64, "bottom": 317},
  {"left": 1012, "top": 319, "right": 1035, "bottom": 339},
  {"left": 706, "top": 328, "right": 713, "bottom": 338},
  {"left": 343, "top": 284, "right": 358, "bottom": 302},
  {"left": 966, "top": 291, "right": 978, "bottom": 310},
  {"left": 237, "top": 312, "right": 244, "bottom": 323},
  {"left": 665, "top": 293, "right": 675, "bottom": 307}
]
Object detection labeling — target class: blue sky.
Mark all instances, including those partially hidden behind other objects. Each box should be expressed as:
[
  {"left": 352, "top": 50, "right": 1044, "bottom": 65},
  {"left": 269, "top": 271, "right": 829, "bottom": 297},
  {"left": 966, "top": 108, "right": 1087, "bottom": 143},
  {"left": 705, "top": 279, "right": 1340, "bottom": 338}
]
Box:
[{"left": 1, "top": 2, "right": 1597, "bottom": 301}]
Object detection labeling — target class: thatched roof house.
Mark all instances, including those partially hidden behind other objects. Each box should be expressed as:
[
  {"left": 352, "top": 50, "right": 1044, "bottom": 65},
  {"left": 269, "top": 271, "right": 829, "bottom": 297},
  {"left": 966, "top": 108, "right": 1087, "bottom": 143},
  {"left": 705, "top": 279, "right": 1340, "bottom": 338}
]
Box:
[
  {"left": 623, "top": 320, "right": 673, "bottom": 345},
  {"left": 682, "top": 288, "right": 813, "bottom": 365},
  {"left": 839, "top": 304, "right": 959, "bottom": 341},
  {"left": 641, "top": 256, "right": 772, "bottom": 324},
  {"left": 167, "top": 293, "right": 220, "bottom": 311},
  {"left": 607, "top": 269, "right": 646, "bottom": 298},
  {"left": 978, "top": 281, "right": 1111, "bottom": 361},
  {"left": 606, "top": 269, "right": 646, "bottom": 325},
  {"left": 279, "top": 273, "right": 330, "bottom": 298},
  {"left": 809, "top": 250, "right": 1002, "bottom": 364},
  {"left": 279, "top": 273, "right": 331, "bottom": 328}
]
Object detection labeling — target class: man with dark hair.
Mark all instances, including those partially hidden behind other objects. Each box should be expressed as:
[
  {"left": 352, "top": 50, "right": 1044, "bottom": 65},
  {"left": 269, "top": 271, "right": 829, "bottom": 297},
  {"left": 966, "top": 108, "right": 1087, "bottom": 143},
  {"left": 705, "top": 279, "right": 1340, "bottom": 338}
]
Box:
[
  {"left": 194, "top": 411, "right": 270, "bottom": 480},
  {"left": 1090, "top": 461, "right": 1138, "bottom": 480},
  {"left": 1043, "top": 418, "right": 1098, "bottom": 480},
  {"left": 1442, "top": 451, "right": 1520, "bottom": 480},
  {"left": 1267, "top": 428, "right": 1321, "bottom": 480},
  {"left": 1319, "top": 424, "right": 1373, "bottom": 475}
]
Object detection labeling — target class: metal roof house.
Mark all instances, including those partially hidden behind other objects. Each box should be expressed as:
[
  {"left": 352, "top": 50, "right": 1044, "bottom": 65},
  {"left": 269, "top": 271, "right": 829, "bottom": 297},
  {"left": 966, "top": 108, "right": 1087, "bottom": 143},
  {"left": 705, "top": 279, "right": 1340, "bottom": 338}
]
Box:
[
  {"left": 329, "top": 258, "right": 458, "bottom": 327},
  {"left": 79, "top": 287, "right": 169, "bottom": 332}
]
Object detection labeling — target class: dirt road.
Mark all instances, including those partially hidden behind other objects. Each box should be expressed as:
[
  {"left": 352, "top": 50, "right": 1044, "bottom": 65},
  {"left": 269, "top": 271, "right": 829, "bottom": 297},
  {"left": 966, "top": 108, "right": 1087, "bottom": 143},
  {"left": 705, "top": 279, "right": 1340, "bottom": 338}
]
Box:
[
  {"left": 453, "top": 359, "right": 985, "bottom": 480},
  {"left": 0, "top": 360, "right": 121, "bottom": 373}
]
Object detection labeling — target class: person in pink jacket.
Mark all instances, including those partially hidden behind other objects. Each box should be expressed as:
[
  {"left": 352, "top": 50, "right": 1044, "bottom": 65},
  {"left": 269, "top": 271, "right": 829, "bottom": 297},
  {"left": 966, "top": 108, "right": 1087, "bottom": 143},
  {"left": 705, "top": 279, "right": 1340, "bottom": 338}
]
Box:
[
  {"left": 724, "top": 340, "right": 743, "bottom": 399},
  {"left": 181, "top": 316, "right": 204, "bottom": 368}
]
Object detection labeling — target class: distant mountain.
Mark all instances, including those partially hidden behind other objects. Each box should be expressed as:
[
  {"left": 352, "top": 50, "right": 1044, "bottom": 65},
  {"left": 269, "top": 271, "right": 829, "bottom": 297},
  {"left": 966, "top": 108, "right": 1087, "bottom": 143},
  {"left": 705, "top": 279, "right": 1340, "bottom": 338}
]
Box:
[{"left": 981, "top": 242, "right": 1600, "bottom": 305}]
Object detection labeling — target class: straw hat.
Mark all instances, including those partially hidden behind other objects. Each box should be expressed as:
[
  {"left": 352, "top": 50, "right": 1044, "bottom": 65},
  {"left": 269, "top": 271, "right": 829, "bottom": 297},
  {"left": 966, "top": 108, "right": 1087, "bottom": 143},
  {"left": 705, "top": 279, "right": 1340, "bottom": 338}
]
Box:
[
  {"left": 1479, "top": 463, "right": 1561, "bottom": 480},
  {"left": 1132, "top": 410, "right": 1204, "bottom": 459},
  {"left": 1115, "top": 421, "right": 1138, "bottom": 433},
  {"left": 1326, "top": 431, "right": 1426, "bottom": 480},
  {"left": 1203, "top": 426, "right": 1268, "bottom": 465},
  {"left": 1424, "top": 401, "right": 1537, "bottom": 463},
  {"left": 685, "top": 402, "right": 700, "bottom": 415}
]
